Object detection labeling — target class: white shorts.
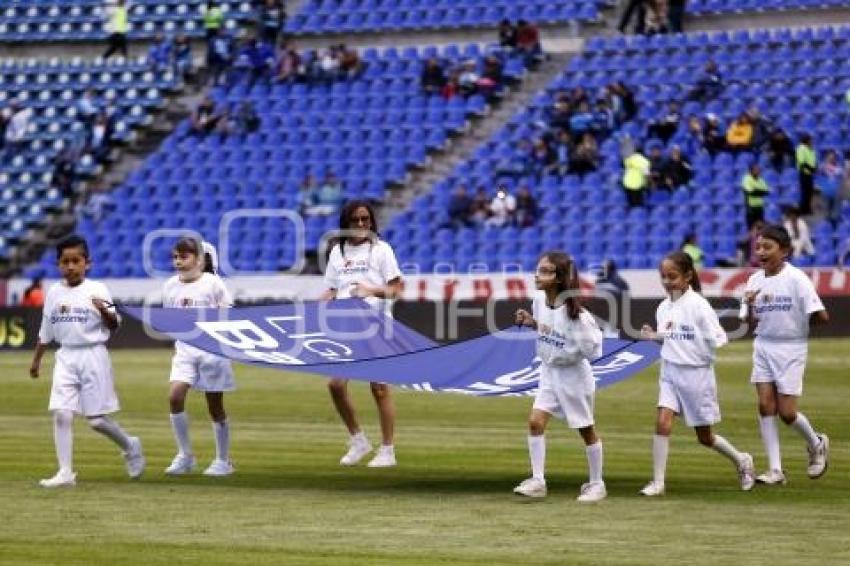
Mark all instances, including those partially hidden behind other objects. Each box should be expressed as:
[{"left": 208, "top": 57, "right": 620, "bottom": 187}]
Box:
[
  {"left": 658, "top": 360, "right": 720, "bottom": 427},
  {"left": 751, "top": 339, "right": 807, "bottom": 396},
  {"left": 170, "top": 344, "right": 235, "bottom": 392},
  {"left": 49, "top": 345, "right": 120, "bottom": 416},
  {"left": 533, "top": 362, "right": 595, "bottom": 429}
]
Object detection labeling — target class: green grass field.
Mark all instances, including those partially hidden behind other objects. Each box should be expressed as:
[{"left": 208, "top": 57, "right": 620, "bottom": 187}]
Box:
[{"left": 0, "top": 340, "right": 848, "bottom": 565}]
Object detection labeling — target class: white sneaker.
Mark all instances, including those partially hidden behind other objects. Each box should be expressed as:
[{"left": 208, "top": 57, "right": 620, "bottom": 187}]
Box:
[
  {"left": 39, "top": 469, "right": 76, "bottom": 488},
  {"left": 738, "top": 453, "right": 755, "bottom": 491},
  {"left": 164, "top": 453, "right": 196, "bottom": 475},
  {"left": 576, "top": 480, "right": 607, "bottom": 503},
  {"left": 203, "top": 459, "right": 235, "bottom": 476},
  {"left": 640, "top": 480, "right": 665, "bottom": 496},
  {"left": 339, "top": 437, "right": 372, "bottom": 466},
  {"left": 807, "top": 433, "right": 829, "bottom": 479},
  {"left": 367, "top": 446, "right": 396, "bottom": 468},
  {"left": 756, "top": 469, "right": 787, "bottom": 486},
  {"left": 513, "top": 477, "right": 547, "bottom": 498},
  {"left": 123, "top": 437, "right": 145, "bottom": 479}
]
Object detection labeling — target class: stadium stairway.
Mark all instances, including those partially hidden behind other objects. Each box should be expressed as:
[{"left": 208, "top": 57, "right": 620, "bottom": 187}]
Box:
[{"left": 379, "top": 51, "right": 574, "bottom": 228}]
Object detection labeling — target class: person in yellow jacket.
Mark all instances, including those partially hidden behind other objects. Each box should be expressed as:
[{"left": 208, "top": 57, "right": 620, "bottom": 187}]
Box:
[
  {"left": 623, "top": 149, "right": 650, "bottom": 208},
  {"left": 103, "top": 0, "right": 129, "bottom": 59},
  {"left": 202, "top": 1, "right": 224, "bottom": 40},
  {"left": 741, "top": 162, "right": 770, "bottom": 228},
  {"left": 796, "top": 133, "right": 817, "bottom": 215}
]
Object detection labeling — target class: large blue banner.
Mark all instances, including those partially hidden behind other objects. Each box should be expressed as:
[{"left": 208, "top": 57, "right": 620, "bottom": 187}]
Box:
[{"left": 122, "top": 300, "right": 660, "bottom": 396}]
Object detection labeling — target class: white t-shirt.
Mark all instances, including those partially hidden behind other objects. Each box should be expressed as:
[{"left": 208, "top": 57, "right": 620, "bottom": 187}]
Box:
[
  {"left": 656, "top": 288, "right": 727, "bottom": 366},
  {"left": 531, "top": 291, "right": 602, "bottom": 366},
  {"left": 324, "top": 239, "right": 402, "bottom": 312},
  {"left": 39, "top": 279, "right": 118, "bottom": 347},
  {"left": 745, "top": 263, "right": 824, "bottom": 341},
  {"left": 163, "top": 273, "right": 233, "bottom": 354}
]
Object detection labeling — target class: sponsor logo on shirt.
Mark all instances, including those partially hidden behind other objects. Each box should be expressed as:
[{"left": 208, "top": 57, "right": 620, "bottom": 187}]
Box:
[
  {"left": 181, "top": 297, "right": 194, "bottom": 307},
  {"left": 537, "top": 324, "right": 568, "bottom": 350},
  {"left": 50, "top": 304, "right": 89, "bottom": 324},
  {"left": 664, "top": 322, "right": 695, "bottom": 341},
  {"left": 754, "top": 294, "right": 793, "bottom": 314},
  {"left": 340, "top": 259, "right": 370, "bottom": 277}
]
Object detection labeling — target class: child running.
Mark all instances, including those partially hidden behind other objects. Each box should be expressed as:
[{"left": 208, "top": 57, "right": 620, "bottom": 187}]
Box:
[
  {"left": 30, "top": 235, "right": 145, "bottom": 487},
  {"left": 640, "top": 251, "right": 755, "bottom": 496},
  {"left": 513, "top": 251, "right": 607, "bottom": 503},
  {"left": 742, "top": 224, "right": 829, "bottom": 485},
  {"left": 162, "top": 238, "right": 236, "bottom": 476}
]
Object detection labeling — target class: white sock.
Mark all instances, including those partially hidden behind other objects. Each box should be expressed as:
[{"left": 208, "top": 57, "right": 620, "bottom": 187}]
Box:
[
  {"left": 213, "top": 420, "right": 230, "bottom": 462},
  {"left": 759, "top": 415, "right": 782, "bottom": 471},
  {"left": 789, "top": 412, "right": 820, "bottom": 448},
  {"left": 88, "top": 416, "right": 132, "bottom": 451},
  {"left": 586, "top": 441, "right": 603, "bottom": 483},
  {"left": 378, "top": 444, "right": 394, "bottom": 453},
  {"left": 170, "top": 412, "right": 193, "bottom": 456},
  {"left": 351, "top": 431, "right": 369, "bottom": 445},
  {"left": 652, "top": 434, "right": 669, "bottom": 485},
  {"left": 528, "top": 434, "right": 546, "bottom": 480},
  {"left": 711, "top": 434, "right": 743, "bottom": 467},
  {"left": 53, "top": 410, "right": 74, "bottom": 473}
]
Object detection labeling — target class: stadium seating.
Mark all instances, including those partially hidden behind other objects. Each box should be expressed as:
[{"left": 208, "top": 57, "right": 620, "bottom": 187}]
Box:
[
  {"left": 0, "top": 1, "right": 251, "bottom": 42},
  {"left": 687, "top": 0, "right": 849, "bottom": 16},
  {"left": 0, "top": 56, "right": 181, "bottom": 263},
  {"left": 384, "top": 26, "right": 850, "bottom": 272},
  {"left": 285, "top": 0, "right": 601, "bottom": 34},
  {"left": 22, "top": 44, "right": 529, "bottom": 278}
]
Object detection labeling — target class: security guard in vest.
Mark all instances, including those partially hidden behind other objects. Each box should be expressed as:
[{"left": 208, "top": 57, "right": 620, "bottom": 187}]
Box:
[
  {"left": 741, "top": 162, "right": 770, "bottom": 228},
  {"left": 103, "top": 0, "right": 129, "bottom": 59}
]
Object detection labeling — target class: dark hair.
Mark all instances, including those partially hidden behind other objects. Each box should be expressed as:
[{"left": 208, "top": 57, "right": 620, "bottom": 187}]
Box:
[
  {"left": 330, "top": 200, "right": 379, "bottom": 259},
  {"left": 173, "top": 236, "right": 215, "bottom": 274},
  {"left": 663, "top": 251, "right": 702, "bottom": 293},
  {"left": 540, "top": 250, "right": 582, "bottom": 320},
  {"left": 56, "top": 234, "right": 90, "bottom": 260},
  {"left": 759, "top": 224, "right": 792, "bottom": 251}
]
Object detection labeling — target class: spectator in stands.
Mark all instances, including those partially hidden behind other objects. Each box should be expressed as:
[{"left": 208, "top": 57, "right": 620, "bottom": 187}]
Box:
[
  {"left": 592, "top": 98, "right": 615, "bottom": 138},
  {"left": 610, "top": 82, "right": 637, "bottom": 122},
  {"left": 147, "top": 33, "right": 173, "bottom": 72},
  {"left": 21, "top": 277, "right": 45, "bottom": 308},
  {"left": 516, "top": 20, "right": 543, "bottom": 66},
  {"left": 173, "top": 35, "right": 193, "bottom": 81},
  {"left": 595, "top": 258, "right": 630, "bottom": 336},
  {"left": 737, "top": 220, "right": 764, "bottom": 267},
  {"left": 667, "top": 0, "right": 686, "bottom": 33},
  {"left": 839, "top": 150, "right": 850, "bottom": 215},
  {"left": 52, "top": 146, "right": 79, "bottom": 199},
  {"left": 233, "top": 37, "right": 275, "bottom": 86},
  {"left": 782, "top": 206, "right": 814, "bottom": 260},
  {"left": 741, "top": 162, "right": 770, "bottom": 229},
  {"left": 746, "top": 106, "right": 772, "bottom": 150},
  {"left": 2, "top": 99, "right": 32, "bottom": 160},
  {"left": 470, "top": 186, "right": 491, "bottom": 226},
  {"left": 548, "top": 94, "right": 572, "bottom": 133},
  {"left": 207, "top": 28, "right": 233, "bottom": 86},
  {"left": 478, "top": 56, "right": 504, "bottom": 100},
  {"left": 552, "top": 130, "right": 572, "bottom": 177},
  {"left": 102, "top": 0, "right": 129, "bottom": 60},
  {"left": 661, "top": 145, "right": 692, "bottom": 190},
  {"left": 81, "top": 183, "right": 116, "bottom": 222},
  {"left": 202, "top": 1, "right": 224, "bottom": 41},
  {"left": 647, "top": 101, "right": 680, "bottom": 144},
  {"left": 618, "top": 0, "right": 646, "bottom": 34},
  {"left": 703, "top": 113, "right": 725, "bottom": 154},
  {"left": 77, "top": 88, "right": 101, "bottom": 129},
  {"left": 681, "top": 233, "right": 704, "bottom": 269},
  {"left": 442, "top": 70, "right": 461, "bottom": 100},
  {"left": 275, "top": 39, "right": 301, "bottom": 82},
  {"left": 298, "top": 173, "right": 319, "bottom": 214},
  {"left": 498, "top": 19, "right": 518, "bottom": 49},
  {"left": 569, "top": 86, "right": 589, "bottom": 108},
  {"left": 725, "top": 112, "right": 754, "bottom": 153},
  {"left": 458, "top": 60, "right": 481, "bottom": 97},
  {"left": 531, "top": 138, "right": 556, "bottom": 177},
  {"left": 311, "top": 172, "right": 343, "bottom": 215},
  {"left": 644, "top": 0, "right": 668, "bottom": 35},
  {"left": 339, "top": 45, "right": 364, "bottom": 79},
  {"left": 647, "top": 145, "right": 665, "bottom": 189},
  {"left": 86, "top": 112, "right": 113, "bottom": 163},
  {"left": 447, "top": 184, "right": 473, "bottom": 229},
  {"left": 679, "top": 114, "right": 705, "bottom": 158},
  {"left": 623, "top": 148, "right": 650, "bottom": 207},
  {"left": 571, "top": 133, "right": 599, "bottom": 175},
  {"left": 497, "top": 138, "right": 533, "bottom": 178},
  {"left": 767, "top": 127, "right": 795, "bottom": 172},
  {"left": 317, "top": 47, "right": 341, "bottom": 83},
  {"left": 223, "top": 100, "right": 261, "bottom": 136},
  {"left": 421, "top": 58, "right": 446, "bottom": 95},
  {"left": 514, "top": 185, "right": 539, "bottom": 227},
  {"left": 687, "top": 60, "right": 723, "bottom": 102},
  {"left": 189, "top": 96, "right": 225, "bottom": 136},
  {"left": 568, "top": 101, "right": 594, "bottom": 140},
  {"left": 817, "top": 149, "right": 842, "bottom": 221},
  {"left": 258, "top": 0, "right": 284, "bottom": 46},
  {"left": 796, "top": 132, "right": 817, "bottom": 215},
  {"left": 486, "top": 186, "right": 517, "bottom": 227}
]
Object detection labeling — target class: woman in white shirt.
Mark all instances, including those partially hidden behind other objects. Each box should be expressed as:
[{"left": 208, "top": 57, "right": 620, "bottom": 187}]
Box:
[{"left": 321, "top": 200, "right": 403, "bottom": 468}]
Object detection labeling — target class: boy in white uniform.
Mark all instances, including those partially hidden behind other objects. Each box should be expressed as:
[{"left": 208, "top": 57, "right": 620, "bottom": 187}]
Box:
[
  {"left": 162, "top": 238, "right": 236, "bottom": 476},
  {"left": 30, "top": 235, "right": 145, "bottom": 487},
  {"left": 742, "top": 224, "right": 829, "bottom": 485},
  {"left": 640, "top": 251, "right": 755, "bottom": 496},
  {"left": 513, "top": 251, "right": 607, "bottom": 503},
  {"left": 321, "top": 200, "right": 403, "bottom": 468}
]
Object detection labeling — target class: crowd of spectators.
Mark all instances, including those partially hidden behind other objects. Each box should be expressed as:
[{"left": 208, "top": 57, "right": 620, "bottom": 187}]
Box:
[
  {"left": 618, "top": 0, "right": 687, "bottom": 35},
  {"left": 445, "top": 183, "right": 539, "bottom": 229}
]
